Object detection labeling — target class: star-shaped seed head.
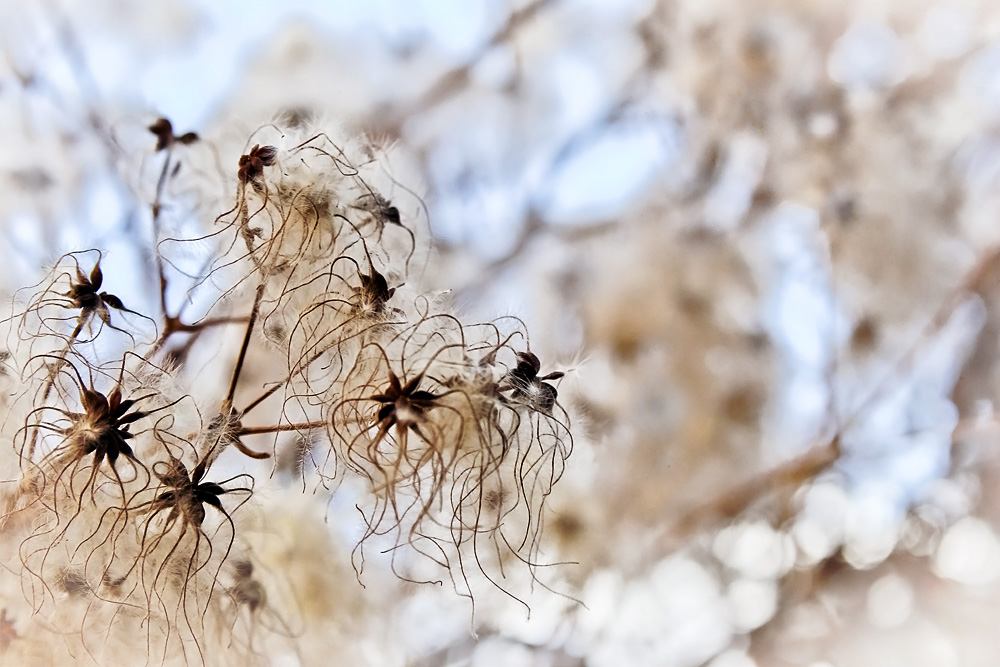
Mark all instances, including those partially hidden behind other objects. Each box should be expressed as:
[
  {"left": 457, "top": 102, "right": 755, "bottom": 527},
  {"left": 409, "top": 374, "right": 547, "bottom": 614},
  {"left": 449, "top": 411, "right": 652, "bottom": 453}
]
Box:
[{"left": 238, "top": 144, "right": 278, "bottom": 189}]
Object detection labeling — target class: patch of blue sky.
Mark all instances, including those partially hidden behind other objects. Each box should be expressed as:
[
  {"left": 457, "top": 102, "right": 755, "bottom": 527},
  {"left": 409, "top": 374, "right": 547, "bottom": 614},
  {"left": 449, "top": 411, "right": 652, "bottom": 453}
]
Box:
[
  {"left": 431, "top": 177, "right": 528, "bottom": 256},
  {"left": 539, "top": 120, "right": 680, "bottom": 224},
  {"left": 963, "top": 40, "right": 1000, "bottom": 115},
  {"left": 544, "top": 50, "right": 615, "bottom": 133},
  {"left": 415, "top": 0, "right": 499, "bottom": 59},
  {"left": 130, "top": 0, "right": 503, "bottom": 128},
  {"left": 765, "top": 203, "right": 843, "bottom": 368},
  {"left": 838, "top": 298, "right": 981, "bottom": 504}
]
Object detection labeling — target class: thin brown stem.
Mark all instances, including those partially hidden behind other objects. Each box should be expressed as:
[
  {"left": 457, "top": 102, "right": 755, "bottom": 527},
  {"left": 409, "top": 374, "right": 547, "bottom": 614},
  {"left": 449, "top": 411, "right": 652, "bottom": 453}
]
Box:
[
  {"left": 237, "top": 325, "right": 358, "bottom": 417},
  {"left": 662, "top": 440, "right": 839, "bottom": 547},
  {"left": 229, "top": 439, "right": 271, "bottom": 460},
  {"left": 30, "top": 316, "right": 86, "bottom": 461},
  {"left": 238, "top": 383, "right": 281, "bottom": 418},
  {"left": 152, "top": 149, "right": 173, "bottom": 319},
  {"left": 225, "top": 284, "right": 265, "bottom": 407},
  {"left": 148, "top": 315, "right": 250, "bottom": 358},
  {"left": 146, "top": 148, "right": 253, "bottom": 357},
  {"left": 170, "top": 316, "right": 248, "bottom": 333},
  {"left": 235, "top": 421, "right": 326, "bottom": 437}
]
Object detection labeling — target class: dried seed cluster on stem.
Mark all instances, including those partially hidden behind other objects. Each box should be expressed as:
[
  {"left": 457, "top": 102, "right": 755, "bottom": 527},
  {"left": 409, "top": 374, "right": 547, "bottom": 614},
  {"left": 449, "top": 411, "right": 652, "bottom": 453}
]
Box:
[{"left": 0, "top": 120, "right": 576, "bottom": 664}]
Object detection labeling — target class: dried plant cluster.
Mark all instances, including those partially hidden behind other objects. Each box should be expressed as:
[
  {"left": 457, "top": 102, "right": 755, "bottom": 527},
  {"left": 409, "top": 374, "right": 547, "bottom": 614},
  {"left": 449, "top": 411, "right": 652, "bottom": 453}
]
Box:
[{"left": 0, "top": 121, "right": 574, "bottom": 664}]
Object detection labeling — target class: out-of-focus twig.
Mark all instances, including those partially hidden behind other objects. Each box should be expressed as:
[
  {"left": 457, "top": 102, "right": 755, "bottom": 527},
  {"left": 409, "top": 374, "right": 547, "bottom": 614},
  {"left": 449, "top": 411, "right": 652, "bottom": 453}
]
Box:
[
  {"left": 662, "top": 439, "right": 840, "bottom": 547},
  {"left": 656, "top": 244, "right": 1000, "bottom": 551},
  {"left": 379, "top": 0, "right": 556, "bottom": 135},
  {"left": 448, "top": 210, "right": 617, "bottom": 303}
]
